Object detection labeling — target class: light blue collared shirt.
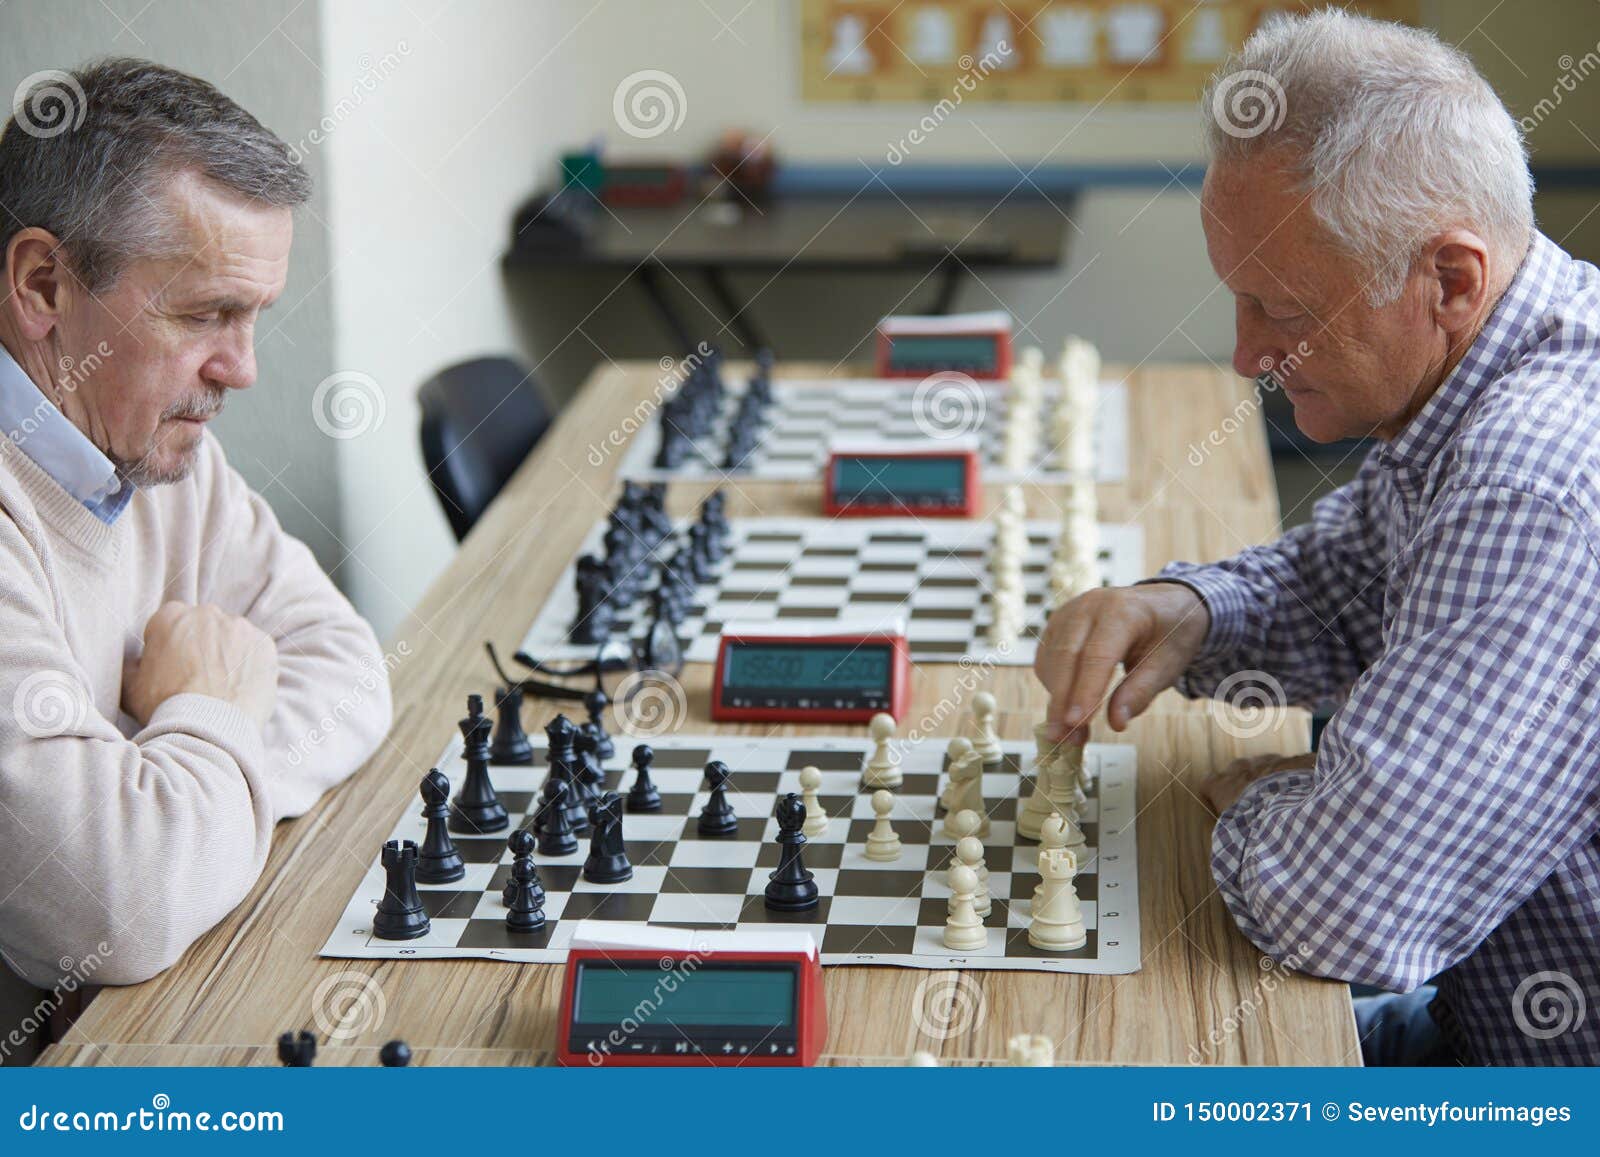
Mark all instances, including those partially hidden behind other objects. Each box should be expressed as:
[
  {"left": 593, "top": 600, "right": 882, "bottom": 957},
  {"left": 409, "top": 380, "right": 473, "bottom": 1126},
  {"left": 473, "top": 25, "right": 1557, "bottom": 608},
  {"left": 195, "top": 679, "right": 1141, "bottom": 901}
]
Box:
[{"left": 0, "top": 341, "right": 132, "bottom": 524}]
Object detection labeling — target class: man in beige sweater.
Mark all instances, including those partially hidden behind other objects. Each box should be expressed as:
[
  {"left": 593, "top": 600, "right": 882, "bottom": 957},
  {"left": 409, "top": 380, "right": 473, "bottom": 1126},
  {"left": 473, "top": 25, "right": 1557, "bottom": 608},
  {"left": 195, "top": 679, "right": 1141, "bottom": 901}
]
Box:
[{"left": 0, "top": 59, "right": 391, "bottom": 1047}]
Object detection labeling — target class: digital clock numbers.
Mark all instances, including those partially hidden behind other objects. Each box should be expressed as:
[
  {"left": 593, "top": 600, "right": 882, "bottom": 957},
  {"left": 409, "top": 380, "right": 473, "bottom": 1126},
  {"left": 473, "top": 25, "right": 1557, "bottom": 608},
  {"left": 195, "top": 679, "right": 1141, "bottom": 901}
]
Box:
[{"left": 711, "top": 621, "right": 911, "bottom": 723}]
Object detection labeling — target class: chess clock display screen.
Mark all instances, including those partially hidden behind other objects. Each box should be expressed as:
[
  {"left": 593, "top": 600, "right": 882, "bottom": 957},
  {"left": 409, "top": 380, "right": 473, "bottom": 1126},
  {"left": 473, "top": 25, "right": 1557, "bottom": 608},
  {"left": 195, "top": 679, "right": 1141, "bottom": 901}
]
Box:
[
  {"left": 886, "top": 334, "right": 1002, "bottom": 375},
  {"left": 831, "top": 454, "right": 968, "bottom": 510},
  {"left": 574, "top": 963, "right": 797, "bottom": 1030},
  {"left": 724, "top": 642, "right": 891, "bottom": 700}
]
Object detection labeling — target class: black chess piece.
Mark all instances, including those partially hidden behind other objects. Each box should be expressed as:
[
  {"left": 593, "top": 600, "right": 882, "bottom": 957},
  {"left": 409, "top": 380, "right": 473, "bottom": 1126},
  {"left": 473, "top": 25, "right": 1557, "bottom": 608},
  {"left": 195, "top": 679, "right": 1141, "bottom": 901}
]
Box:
[
  {"left": 583, "top": 792, "right": 633, "bottom": 884},
  {"left": 450, "top": 695, "right": 508, "bottom": 834},
  {"left": 416, "top": 768, "right": 466, "bottom": 884},
  {"left": 764, "top": 793, "right": 819, "bottom": 912},
  {"left": 374, "top": 839, "right": 431, "bottom": 940},
  {"left": 504, "top": 834, "right": 548, "bottom": 934},
  {"left": 570, "top": 554, "right": 614, "bottom": 644},
  {"left": 278, "top": 1030, "right": 316, "bottom": 1067},
  {"left": 584, "top": 686, "right": 614, "bottom": 761},
  {"left": 534, "top": 778, "right": 578, "bottom": 856},
  {"left": 379, "top": 1040, "right": 412, "bottom": 1068},
  {"left": 489, "top": 684, "right": 533, "bottom": 764},
  {"left": 543, "top": 714, "right": 591, "bottom": 834},
  {"left": 502, "top": 828, "right": 547, "bottom": 915},
  {"left": 697, "top": 760, "right": 738, "bottom": 836},
  {"left": 626, "top": 743, "right": 662, "bottom": 812}
]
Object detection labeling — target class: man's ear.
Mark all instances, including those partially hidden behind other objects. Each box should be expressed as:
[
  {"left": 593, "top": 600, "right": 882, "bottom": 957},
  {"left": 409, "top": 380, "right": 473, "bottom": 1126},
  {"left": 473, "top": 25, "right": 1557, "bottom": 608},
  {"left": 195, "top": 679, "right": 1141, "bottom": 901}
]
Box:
[
  {"left": 3, "top": 228, "right": 68, "bottom": 342},
  {"left": 1423, "top": 230, "right": 1492, "bottom": 336}
]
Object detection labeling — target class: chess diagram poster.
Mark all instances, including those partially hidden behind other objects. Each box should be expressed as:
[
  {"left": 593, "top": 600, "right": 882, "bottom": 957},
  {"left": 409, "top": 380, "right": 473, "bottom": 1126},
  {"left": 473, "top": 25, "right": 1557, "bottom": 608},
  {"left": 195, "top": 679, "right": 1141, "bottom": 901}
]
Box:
[{"left": 800, "top": 1, "right": 1422, "bottom": 104}]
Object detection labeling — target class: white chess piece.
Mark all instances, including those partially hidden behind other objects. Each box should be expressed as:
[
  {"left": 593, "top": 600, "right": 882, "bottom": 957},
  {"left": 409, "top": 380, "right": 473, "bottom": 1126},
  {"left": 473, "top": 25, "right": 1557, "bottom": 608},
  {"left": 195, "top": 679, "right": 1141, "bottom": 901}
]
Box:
[
  {"left": 909, "top": 1049, "right": 942, "bottom": 1067},
  {"left": 1038, "top": 809, "right": 1087, "bottom": 867},
  {"left": 943, "top": 807, "right": 979, "bottom": 885},
  {"left": 799, "top": 765, "right": 829, "bottom": 838},
  {"left": 1019, "top": 723, "right": 1063, "bottom": 840},
  {"left": 954, "top": 834, "right": 991, "bottom": 917},
  {"left": 1028, "top": 846, "right": 1087, "bottom": 951},
  {"left": 1007, "top": 1034, "right": 1055, "bottom": 1067},
  {"left": 861, "top": 712, "right": 902, "bottom": 788},
  {"left": 864, "top": 789, "right": 902, "bottom": 861},
  {"left": 943, "top": 863, "right": 987, "bottom": 950},
  {"left": 971, "top": 691, "right": 1003, "bottom": 766},
  {"left": 941, "top": 743, "right": 987, "bottom": 837},
  {"left": 938, "top": 736, "right": 966, "bottom": 811}
]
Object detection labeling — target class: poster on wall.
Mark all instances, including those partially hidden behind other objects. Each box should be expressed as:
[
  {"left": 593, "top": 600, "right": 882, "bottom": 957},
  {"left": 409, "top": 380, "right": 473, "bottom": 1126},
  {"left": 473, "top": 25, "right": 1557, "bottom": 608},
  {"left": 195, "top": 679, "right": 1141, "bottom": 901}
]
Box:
[{"left": 799, "top": 1, "right": 1422, "bottom": 104}]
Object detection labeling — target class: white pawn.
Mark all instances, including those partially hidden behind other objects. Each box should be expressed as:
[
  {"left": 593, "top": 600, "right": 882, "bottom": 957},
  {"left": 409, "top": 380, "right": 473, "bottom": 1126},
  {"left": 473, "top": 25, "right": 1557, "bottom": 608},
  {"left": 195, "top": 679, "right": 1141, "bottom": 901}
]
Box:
[
  {"left": 861, "top": 712, "right": 902, "bottom": 788},
  {"left": 943, "top": 863, "right": 987, "bottom": 951},
  {"left": 909, "top": 1050, "right": 941, "bottom": 1067},
  {"left": 864, "top": 789, "right": 902, "bottom": 861},
  {"left": 954, "top": 834, "right": 991, "bottom": 917},
  {"left": 1029, "top": 846, "right": 1087, "bottom": 951},
  {"left": 1007, "top": 1034, "right": 1055, "bottom": 1067},
  {"left": 971, "top": 691, "right": 1003, "bottom": 766},
  {"left": 799, "top": 765, "right": 829, "bottom": 838},
  {"left": 942, "top": 807, "right": 979, "bottom": 885},
  {"left": 938, "top": 736, "right": 964, "bottom": 811}
]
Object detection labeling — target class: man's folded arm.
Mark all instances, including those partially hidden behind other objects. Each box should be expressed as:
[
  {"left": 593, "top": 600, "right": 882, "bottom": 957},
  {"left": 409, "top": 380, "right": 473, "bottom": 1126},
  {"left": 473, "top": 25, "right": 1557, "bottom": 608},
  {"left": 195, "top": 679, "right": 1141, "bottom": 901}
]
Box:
[
  {"left": 1150, "top": 462, "right": 1384, "bottom": 707},
  {"left": 0, "top": 586, "right": 275, "bottom": 987},
  {"left": 197, "top": 438, "right": 393, "bottom": 819},
  {"left": 1209, "top": 484, "right": 1600, "bottom": 990}
]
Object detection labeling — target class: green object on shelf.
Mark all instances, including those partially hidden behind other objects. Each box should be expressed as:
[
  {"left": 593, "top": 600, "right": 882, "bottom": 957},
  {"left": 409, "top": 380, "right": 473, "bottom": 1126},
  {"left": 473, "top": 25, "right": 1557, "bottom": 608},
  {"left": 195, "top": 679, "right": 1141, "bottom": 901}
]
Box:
[{"left": 561, "top": 151, "right": 603, "bottom": 193}]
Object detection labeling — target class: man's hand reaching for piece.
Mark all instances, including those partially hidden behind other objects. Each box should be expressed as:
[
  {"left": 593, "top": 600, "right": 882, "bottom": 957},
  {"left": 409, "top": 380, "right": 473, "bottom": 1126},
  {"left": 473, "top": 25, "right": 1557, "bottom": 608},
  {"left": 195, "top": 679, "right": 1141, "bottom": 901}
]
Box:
[{"left": 1034, "top": 581, "right": 1211, "bottom": 744}]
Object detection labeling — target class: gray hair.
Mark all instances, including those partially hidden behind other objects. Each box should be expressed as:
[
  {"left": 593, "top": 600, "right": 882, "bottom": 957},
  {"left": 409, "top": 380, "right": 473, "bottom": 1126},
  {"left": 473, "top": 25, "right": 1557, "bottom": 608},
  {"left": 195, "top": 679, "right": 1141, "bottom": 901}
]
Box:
[
  {"left": 1203, "top": 10, "right": 1533, "bottom": 305},
  {"left": 0, "top": 57, "right": 310, "bottom": 292}
]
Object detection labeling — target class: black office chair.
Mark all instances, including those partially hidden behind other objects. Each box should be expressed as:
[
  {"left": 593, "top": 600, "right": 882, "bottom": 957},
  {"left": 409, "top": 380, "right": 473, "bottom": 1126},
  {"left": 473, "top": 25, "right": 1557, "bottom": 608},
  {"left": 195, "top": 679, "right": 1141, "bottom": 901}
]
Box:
[{"left": 418, "top": 356, "right": 554, "bottom": 541}]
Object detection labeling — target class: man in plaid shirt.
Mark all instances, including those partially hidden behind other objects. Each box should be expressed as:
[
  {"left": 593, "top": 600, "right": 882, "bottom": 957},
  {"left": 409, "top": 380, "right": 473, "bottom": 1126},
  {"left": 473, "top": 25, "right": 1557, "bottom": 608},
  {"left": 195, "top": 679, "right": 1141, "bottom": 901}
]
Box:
[{"left": 1037, "top": 12, "right": 1599, "bottom": 1065}]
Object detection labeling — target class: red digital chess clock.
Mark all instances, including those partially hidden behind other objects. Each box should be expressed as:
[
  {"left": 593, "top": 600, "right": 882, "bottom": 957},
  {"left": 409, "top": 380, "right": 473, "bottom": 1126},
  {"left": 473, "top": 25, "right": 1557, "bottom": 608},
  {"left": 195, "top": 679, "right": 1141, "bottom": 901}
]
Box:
[
  {"left": 710, "top": 620, "right": 910, "bottom": 724},
  {"left": 823, "top": 442, "right": 981, "bottom": 518},
  {"left": 557, "top": 923, "right": 826, "bottom": 1067},
  {"left": 874, "top": 310, "right": 1013, "bottom": 380}
]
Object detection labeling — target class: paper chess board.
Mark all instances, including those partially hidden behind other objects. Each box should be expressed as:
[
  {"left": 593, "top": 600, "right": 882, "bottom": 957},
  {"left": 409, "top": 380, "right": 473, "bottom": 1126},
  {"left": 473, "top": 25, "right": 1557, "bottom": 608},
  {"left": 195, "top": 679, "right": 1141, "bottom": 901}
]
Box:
[
  {"left": 614, "top": 378, "right": 1129, "bottom": 484},
  {"left": 321, "top": 732, "right": 1140, "bottom": 974},
  {"left": 521, "top": 516, "right": 1144, "bottom": 667}
]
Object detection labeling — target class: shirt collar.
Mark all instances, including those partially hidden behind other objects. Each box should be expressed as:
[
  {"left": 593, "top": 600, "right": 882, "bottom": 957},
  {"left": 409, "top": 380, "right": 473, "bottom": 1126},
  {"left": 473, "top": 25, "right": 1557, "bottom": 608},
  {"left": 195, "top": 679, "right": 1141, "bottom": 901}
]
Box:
[
  {"left": 0, "top": 339, "right": 131, "bottom": 522},
  {"left": 1379, "top": 231, "right": 1570, "bottom": 471}
]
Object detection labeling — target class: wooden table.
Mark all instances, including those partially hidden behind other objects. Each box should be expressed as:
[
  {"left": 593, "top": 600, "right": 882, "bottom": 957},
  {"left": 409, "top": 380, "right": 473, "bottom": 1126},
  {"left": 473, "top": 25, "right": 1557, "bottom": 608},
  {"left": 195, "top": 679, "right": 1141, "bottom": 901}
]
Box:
[{"left": 41, "top": 361, "right": 1358, "bottom": 1067}]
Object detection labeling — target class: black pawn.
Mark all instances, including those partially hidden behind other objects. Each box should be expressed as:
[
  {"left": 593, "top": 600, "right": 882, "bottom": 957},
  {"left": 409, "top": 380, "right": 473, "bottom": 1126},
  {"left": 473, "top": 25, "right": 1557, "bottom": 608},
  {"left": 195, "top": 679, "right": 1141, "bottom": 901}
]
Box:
[
  {"left": 489, "top": 684, "right": 533, "bottom": 764},
  {"left": 535, "top": 778, "right": 579, "bottom": 856},
  {"left": 416, "top": 769, "right": 465, "bottom": 884},
  {"left": 584, "top": 687, "right": 614, "bottom": 761},
  {"left": 450, "top": 694, "right": 508, "bottom": 834},
  {"left": 583, "top": 792, "right": 633, "bottom": 884},
  {"left": 379, "top": 1040, "right": 412, "bottom": 1067},
  {"left": 697, "top": 760, "right": 739, "bottom": 836},
  {"left": 504, "top": 831, "right": 547, "bottom": 933},
  {"left": 764, "top": 793, "right": 818, "bottom": 911},
  {"left": 545, "top": 714, "right": 592, "bottom": 832},
  {"left": 278, "top": 1030, "right": 316, "bottom": 1067},
  {"left": 374, "top": 839, "right": 431, "bottom": 940},
  {"left": 626, "top": 744, "right": 662, "bottom": 812}
]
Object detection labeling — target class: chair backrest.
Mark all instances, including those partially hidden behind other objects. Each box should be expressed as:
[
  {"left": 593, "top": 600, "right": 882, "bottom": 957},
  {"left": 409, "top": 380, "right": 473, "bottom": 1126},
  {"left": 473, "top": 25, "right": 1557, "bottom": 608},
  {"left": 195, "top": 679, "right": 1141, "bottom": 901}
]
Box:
[{"left": 418, "top": 357, "right": 553, "bottom": 541}]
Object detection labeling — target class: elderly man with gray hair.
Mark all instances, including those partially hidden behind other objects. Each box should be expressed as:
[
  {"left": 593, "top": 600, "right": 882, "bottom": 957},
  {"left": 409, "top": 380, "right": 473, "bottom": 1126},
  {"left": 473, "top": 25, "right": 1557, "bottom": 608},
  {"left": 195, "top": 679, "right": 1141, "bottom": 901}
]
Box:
[
  {"left": 0, "top": 57, "right": 390, "bottom": 1044},
  {"left": 1037, "top": 11, "right": 1600, "bottom": 1065}
]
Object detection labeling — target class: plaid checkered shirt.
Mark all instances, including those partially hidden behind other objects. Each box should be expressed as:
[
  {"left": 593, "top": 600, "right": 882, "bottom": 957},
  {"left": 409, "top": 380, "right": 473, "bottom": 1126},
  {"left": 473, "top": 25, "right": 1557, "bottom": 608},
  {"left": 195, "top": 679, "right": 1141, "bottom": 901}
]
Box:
[{"left": 1157, "top": 231, "right": 1600, "bottom": 1065}]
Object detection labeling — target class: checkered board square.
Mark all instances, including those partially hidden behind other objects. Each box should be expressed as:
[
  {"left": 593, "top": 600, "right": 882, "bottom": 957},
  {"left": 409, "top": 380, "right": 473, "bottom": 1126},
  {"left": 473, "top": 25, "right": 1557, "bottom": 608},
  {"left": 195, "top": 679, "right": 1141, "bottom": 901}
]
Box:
[
  {"left": 613, "top": 378, "right": 1129, "bottom": 484},
  {"left": 521, "top": 516, "right": 1145, "bottom": 666},
  {"left": 320, "top": 732, "right": 1140, "bottom": 974}
]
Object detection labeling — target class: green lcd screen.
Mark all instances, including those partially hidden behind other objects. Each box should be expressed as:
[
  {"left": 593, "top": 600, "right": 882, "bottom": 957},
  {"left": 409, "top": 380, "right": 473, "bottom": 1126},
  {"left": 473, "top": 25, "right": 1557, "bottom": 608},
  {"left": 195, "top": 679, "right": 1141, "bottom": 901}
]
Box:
[
  {"left": 887, "top": 333, "right": 1000, "bottom": 372},
  {"left": 833, "top": 455, "right": 966, "bottom": 502},
  {"left": 725, "top": 642, "right": 890, "bottom": 693},
  {"left": 574, "top": 963, "right": 795, "bottom": 1028}
]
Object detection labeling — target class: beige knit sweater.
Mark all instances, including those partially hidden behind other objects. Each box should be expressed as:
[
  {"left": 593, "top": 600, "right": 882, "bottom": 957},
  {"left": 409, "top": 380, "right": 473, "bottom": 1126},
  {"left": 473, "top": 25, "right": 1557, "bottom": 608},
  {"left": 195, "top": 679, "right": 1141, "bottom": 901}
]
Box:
[{"left": 0, "top": 429, "right": 391, "bottom": 990}]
